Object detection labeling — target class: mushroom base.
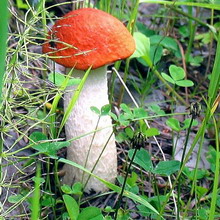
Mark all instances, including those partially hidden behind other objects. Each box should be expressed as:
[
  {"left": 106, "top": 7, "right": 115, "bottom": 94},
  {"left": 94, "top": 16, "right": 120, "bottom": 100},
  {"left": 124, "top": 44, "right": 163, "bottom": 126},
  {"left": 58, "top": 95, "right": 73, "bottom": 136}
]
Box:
[{"left": 62, "top": 66, "right": 117, "bottom": 193}]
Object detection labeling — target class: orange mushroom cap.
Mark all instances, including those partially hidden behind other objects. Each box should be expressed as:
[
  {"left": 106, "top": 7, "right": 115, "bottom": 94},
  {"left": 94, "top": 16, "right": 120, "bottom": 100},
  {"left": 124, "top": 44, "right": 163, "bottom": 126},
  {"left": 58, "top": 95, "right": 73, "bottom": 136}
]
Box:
[{"left": 42, "top": 8, "right": 135, "bottom": 70}]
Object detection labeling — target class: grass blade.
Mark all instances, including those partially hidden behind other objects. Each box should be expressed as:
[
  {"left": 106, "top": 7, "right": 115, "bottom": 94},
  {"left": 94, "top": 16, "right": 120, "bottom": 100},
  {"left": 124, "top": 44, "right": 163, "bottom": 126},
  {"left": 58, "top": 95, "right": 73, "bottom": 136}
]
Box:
[
  {"left": 139, "top": 0, "right": 220, "bottom": 10},
  {"left": 0, "top": 0, "right": 8, "bottom": 104},
  {"left": 58, "top": 157, "right": 162, "bottom": 218},
  {"left": 208, "top": 117, "right": 219, "bottom": 220},
  {"left": 58, "top": 67, "right": 92, "bottom": 136},
  {"left": 31, "top": 164, "right": 41, "bottom": 220}
]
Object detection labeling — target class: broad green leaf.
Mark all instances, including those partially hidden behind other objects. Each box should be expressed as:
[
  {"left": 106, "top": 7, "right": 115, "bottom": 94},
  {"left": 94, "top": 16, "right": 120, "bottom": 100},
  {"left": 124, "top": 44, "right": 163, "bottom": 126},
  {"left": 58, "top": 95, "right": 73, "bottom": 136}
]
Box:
[
  {"left": 30, "top": 131, "right": 70, "bottom": 158},
  {"left": 166, "top": 118, "right": 181, "bottom": 132},
  {"left": 169, "top": 65, "right": 185, "bottom": 81},
  {"left": 127, "top": 172, "right": 138, "bottom": 187},
  {"left": 109, "top": 112, "right": 118, "bottom": 121},
  {"left": 150, "top": 45, "right": 163, "bottom": 65},
  {"left": 71, "top": 182, "right": 83, "bottom": 195},
  {"left": 128, "top": 148, "right": 153, "bottom": 172},
  {"left": 8, "top": 194, "right": 23, "bottom": 203},
  {"left": 136, "top": 22, "right": 155, "bottom": 37},
  {"left": 150, "top": 35, "right": 178, "bottom": 52},
  {"left": 16, "top": 0, "right": 28, "bottom": 9},
  {"left": 175, "top": 80, "right": 194, "bottom": 87},
  {"left": 77, "top": 207, "right": 102, "bottom": 220},
  {"left": 41, "top": 196, "right": 55, "bottom": 207},
  {"left": 30, "top": 131, "right": 47, "bottom": 142},
  {"left": 48, "top": 72, "right": 81, "bottom": 87},
  {"left": 182, "top": 118, "right": 198, "bottom": 129},
  {"left": 188, "top": 55, "right": 203, "bottom": 66},
  {"left": 183, "top": 167, "right": 208, "bottom": 180},
  {"left": 63, "top": 195, "right": 79, "bottom": 220},
  {"left": 49, "top": 141, "right": 70, "bottom": 155},
  {"left": 116, "top": 132, "right": 128, "bottom": 143},
  {"left": 143, "top": 128, "right": 160, "bottom": 137},
  {"left": 130, "top": 32, "right": 151, "bottom": 59},
  {"left": 153, "top": 160, "right": 180, "bottom": 176},
  {"left": 125, "top": 127, "right": 134, "bottom": 139},
  {"left": 90, "top": 106, "right": 100, "bottom": 115},
  {"left": 120, "top": 103, "right": 132, "bottom": 115},
  {"left": 149, "top": 104, "right": 165, "bottom": 115},
  {"left": 133, "top": 107, "right": 148, "bottom": 119},
  {"left": 161, "top": 72, "right": 175, "bottom": 84},
  {"left": 196, "top": 186, "right": 209, "bottom": 199},
  {"left": 61, "top": 185, "right": 73, "bottom": 194},
  {"left": 178, "top": 25, "right": 190, "bottom": 38},
  {"left": 101, "top": 104, "right": 111, "bottom": 116}
]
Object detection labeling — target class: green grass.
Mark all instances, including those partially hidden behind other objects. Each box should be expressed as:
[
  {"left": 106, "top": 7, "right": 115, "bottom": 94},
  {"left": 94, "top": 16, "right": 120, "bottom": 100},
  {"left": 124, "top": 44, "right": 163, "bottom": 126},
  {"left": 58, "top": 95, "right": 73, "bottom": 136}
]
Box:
[
  {"left": 0, "top": 0, "right": 8, "bottom": 104},
  {"left": 1, "top": 0, "right": 220, "bottom": 219}
]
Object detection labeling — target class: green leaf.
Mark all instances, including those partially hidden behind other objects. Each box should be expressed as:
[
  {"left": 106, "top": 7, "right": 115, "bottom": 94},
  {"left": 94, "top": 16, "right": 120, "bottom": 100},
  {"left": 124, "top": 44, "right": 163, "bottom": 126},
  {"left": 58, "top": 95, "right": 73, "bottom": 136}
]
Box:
[
  {"left": 188, "top": 55, "right": 203, "bottom": 66},
  {"left": 61, "top": 185, "right": 73, "bottom": 194},
  {"left": 150, "top": 45, "right": 163, "bottom": 65},
  {"left": 8, "top": 194, "right": 23, "bottom": 203},
  {"left": 143, "top": 128, "right": 160, "bottom": 137},
  {"left": 182, "top": 118, "right": 198, "bottom": 129},
  {"left": 149, "top": 104, "right": 165, "bottom": 115},
  {"left": 136, "top": 22, "right": 155, "bottom": 37},
  {"left": 77, "top": 207, "right": 102, "bottom": 220},
  {"left": 120, "top": 103, "right": 132, "bottom": 115},
  {"left": 166, "top": 118, "right": 181, "bottom": 132},
  {"left": 71, "top": 182, "right": 83, "bottom": 195},
  {"left": 196, "top": 186, "right": 208, "bottom": 199},
  {"left": 153, "top": 160, "right": 180, "bottom": 176},
  {"left": 16, "top": 0, "right": 28, "bottom": 9},
  {"left": 48, "top": 141, "right": 70, "bottom": 157},
  {"left": 150, "top": 35, "right": 178, "bottom": 52},
  {"left": 90, "top": 106, "right": 100, "bottom": 115},
  {"left": 125, "top": 127, "right": 134, "bottom": 139},
  {"left": 175, "top": 80, "right": 194, "bottom": 87},
  {"left": 127, "top": 172, "right": 138, "bottom": 187},
  {"left": 109, "top": 112, "right": 118, "bottom": 121},
  {"left": 48, "top": 72, "right": 81, "bottom": 87},
  {"left": 41, "top": 196, "right": 55, "bottom": 207},
  {"left": 63, "top": 195, "right": 79, "bottom": 220},
  {"left": 128, "top": 148, "right": 153, "bottom": 172},
  {"left": 30, "top": 131, "right": 70, "bottom": 158},
  {"left": 116, "top": 132, "right": 129, "bottom": 143},
  {"left": 178, "top": 25, "right": 190, "bottom": 38},
  {"left": 169, "top": 65, "right": 185, "bottom": 81},
  {"left": 183, "top": 167, "right": 208, "bottom": 180},
  {"left": 101, "top": 104, "right": 111, "bottom": 116},
  {"left": 30, "top": 131, "right": 48, "bottom": 142},
  {"left": 130, "top": 32, "right": 153, "bottom": 67},
  {"left": 133, "top": 107, "right": 148, "bottom": 119},
  {"left": 130, "top": 32, "right": 151, "bottom": 59},
  {"left": 161, "top": 72, "right": 175, "bottom": 84}
]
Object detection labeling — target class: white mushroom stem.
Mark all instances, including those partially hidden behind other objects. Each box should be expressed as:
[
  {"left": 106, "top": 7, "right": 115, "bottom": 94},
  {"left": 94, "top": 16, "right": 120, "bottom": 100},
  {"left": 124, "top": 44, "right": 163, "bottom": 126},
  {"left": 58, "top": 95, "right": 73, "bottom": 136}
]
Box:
[{"left": 62, "top": 66, "right": 117, "bottom": 193}]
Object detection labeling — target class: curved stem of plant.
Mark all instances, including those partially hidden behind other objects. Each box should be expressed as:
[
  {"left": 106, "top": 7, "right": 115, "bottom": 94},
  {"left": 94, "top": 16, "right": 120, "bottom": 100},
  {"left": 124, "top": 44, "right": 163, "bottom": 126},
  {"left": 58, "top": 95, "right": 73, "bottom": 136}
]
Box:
[
  {"left": 82, "top": 130, "right": 114, "bottom": 193},
  {"left": 177, "top": 115, "right": 194, "bottom": 219},
  {"left": 81, "top": 116, "right": 101, "bottom": 186}
]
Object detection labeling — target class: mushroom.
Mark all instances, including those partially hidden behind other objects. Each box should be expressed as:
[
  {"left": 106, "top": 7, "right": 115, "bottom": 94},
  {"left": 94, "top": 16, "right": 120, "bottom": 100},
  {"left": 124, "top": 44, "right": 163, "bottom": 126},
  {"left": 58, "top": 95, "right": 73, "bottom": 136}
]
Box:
[{"left": 43, "top": 8, "right": 135, "bottom": 193}]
